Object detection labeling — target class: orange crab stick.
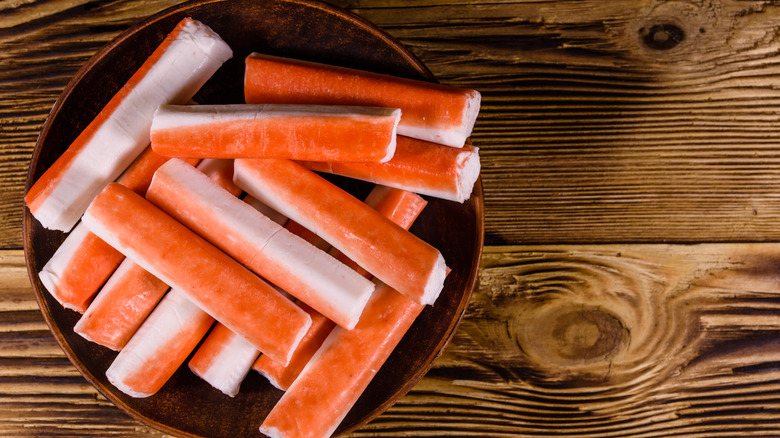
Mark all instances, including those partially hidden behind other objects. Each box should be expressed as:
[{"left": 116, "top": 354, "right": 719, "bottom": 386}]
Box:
[
  {"left": 37, "top": 223, "right": 125, "bottom": 313},
  {"left": 244, "top": 52, "right": 480, "bottom": 148},
  {"left": 105, "top": 288, "right": 214, "bottom": 398},
  {"left": 303, "top": 136, "right": 480, "bottom": 203},
  {"left": 150, "top": 104, "right": 401, "bottom": 162},
  {"left": 259, "top": 281, "right": 424, "bottom": 438},
  {"left": 233, "top": 159, "right": 448, "bottom": 306},
  {"left": 25, "top": 18, "right": 232, "bottom": 232},
  {"left": 254, "top": 186, "right": 428, "bottom": 391},
  {"left": 81, "top": 183, "right": 311, "bottom": 365},
  {"left": 37, "top": 147, "right": 196, "bottom": 313},
  {"left": 146, "top": 159, "right": 375, "bottom": 330},
  {"left": 73, "top": 258, "right": 168, "bottom": 351},
  {"left": 195, "top": 158, "right": 243, "bottom": 197}
]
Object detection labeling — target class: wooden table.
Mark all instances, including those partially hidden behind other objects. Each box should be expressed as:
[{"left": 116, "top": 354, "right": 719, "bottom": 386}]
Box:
[{"left": 5, "top": 0, "right": 780, "bottom": 436}]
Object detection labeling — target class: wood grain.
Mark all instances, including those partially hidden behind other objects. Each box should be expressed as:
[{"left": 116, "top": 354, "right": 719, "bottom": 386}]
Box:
[
  {"left": 357, "top": 244, "right": 780, "bottom": 437},
  {"left": 7, "top": 0, "right": 780, "bottom": 436},
  {"left": 7, "top": 0, "right": 780, "bottom": 247},
  {"left": 8, "top": 245, "right": 780, "bottom": 436}
]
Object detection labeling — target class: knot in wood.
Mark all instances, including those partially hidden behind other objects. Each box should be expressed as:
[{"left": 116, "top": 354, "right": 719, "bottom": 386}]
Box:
[
  {"left": 550, "top": 307, "right": 624, "bottom": 361},
  {"left": 640, "top": 23, "right": 685, "bottom": 50}
]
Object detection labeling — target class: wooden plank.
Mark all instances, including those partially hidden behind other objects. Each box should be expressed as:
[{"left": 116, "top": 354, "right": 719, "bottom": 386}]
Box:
[
  {"left": 6, "top": 0, "right": 780, "bottom": 247},
  {"left": 356, "top": 244, "right": 780, "bottom": 437},
  {"left": 8, "top": 245, "right": 780, "bottom": 436}
]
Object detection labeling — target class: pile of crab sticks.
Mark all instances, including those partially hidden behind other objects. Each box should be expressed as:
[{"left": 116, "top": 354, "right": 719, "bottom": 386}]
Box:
[{"left": 26, "top": 17, "right": 481, "bottom": 438}]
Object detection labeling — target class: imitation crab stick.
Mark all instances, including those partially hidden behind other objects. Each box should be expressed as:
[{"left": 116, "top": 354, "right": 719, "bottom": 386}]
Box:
[
  {"left": 188, "top": 199, "right": 324, "bottom": 396},
  {"left": 105, "top": 288, "right": 214, "bottom": 398},
  {"left": 73, "top": 258, "right": 169, "bottom": 351},
  {"left": 233, "top": 159, "right": 448, "bottom": 306},
  {"left": 303, "top": 136, "right": 481, "bottom": 203},
  {"left": 25, "top": 18, "right": 232, "bottom": 232},
  {"left": 37, "top": 223, "right": 125, "bottom": 313},
  {"left": 244, "top": 52, "right": 480, "bottom": 148},
  {"left": 37, "top": 148, "right": 196, "bottom": 313},
  {"left": 195, "top": 158, "right": 243, "bottom": 197},
  {"left": 81, "top": 183, "right": 311, "bottom": 364},
  {"left": 69, "top": 156, "right": 210, "bottom": 349},
  {"left": 254, "top": 186, "right": 428, "bottom": 391},
  {"left": 146, "top": 158, "right": 375, "bottom": 330},
  {"left": 259, "top": 281, "right": 424, "bottom": 438},
  {"left": 187, "top": 323, "right": 258, "bottom": 397},
  {"left": 150, "top": 104, "right": 401, "bottom": 162}
]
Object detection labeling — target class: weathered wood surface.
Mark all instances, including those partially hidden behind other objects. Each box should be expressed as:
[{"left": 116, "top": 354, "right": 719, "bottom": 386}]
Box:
[
  {"left": 7, "top": 0, "right": 780, "bottom": 436},
  {"left": 8, "top": 0, "right": 780, "bottom": 247},
  {"left": 7, "top": 245, "right": 780, "bottom": 436}
]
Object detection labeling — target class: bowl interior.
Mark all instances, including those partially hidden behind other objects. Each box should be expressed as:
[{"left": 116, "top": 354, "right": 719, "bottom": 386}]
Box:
[{"left": 23, "top": 0, "right": 484, "bottom": 436}]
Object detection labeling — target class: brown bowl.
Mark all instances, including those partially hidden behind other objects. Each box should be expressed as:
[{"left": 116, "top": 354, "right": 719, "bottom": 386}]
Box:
[{"left": 23, "top": 0, "right": 484, "bottom": 436}]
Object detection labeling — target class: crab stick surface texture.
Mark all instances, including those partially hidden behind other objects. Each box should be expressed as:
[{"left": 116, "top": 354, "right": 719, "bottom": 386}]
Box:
[
  {"left": 105, "top": 288, "right": 214, "bottom": 398},
  {"left": 233, "top": 159, "right": 448, "bottom": 306},
  {"left": 254, "top": 302, "right": 335, "bottom": 391},
  {"left": 254, "top": 186, "right": 428, "bottom": 391},
  {"left": 195, "top": 159, "right": 290, "bottom": 226},
  {"left": 25, "top": 18, "right": 232, "bottom": 232},
  {"left": 364, "top": 185, "right": 429, "bottom": 231},
  {"left": 81, "top": 183, "right": 311, "bottom": 364},
  {"left": 188, "top": 323, "right": 259, "bottom": 397},
  {"left": 146, "top": 159, "right": 375, "bottom": 329},
  {"left": 259, "top": 282, "right": 424, "bottom": 438},
  {"left": 73, "top": 258, "right": 169, "bottom": 351},
  {"left": 303, "top": 136, "right": 480, "bottom": 203},
  {"left": 150, "top": 104, "right": 400, "bottom": 162},
  {"left": 244, "top": 53, "right": 480, "bottom": 148},
  {"left": 195, "top": 158, "right": 243, "bottom": 197},
  {"left": 36, "top": 148, "right": 192, "bottom": 313}
]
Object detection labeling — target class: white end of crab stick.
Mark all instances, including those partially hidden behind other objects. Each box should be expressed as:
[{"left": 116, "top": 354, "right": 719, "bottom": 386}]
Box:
[
  {"left": 244, "top": 52, "right": 480, "bottom": 148},
  {"left": 188, "top": 323, "right": 259, "bottom": 397},
  {"left": 150, "top": 104, "right": 400, "bottom": 162},
  {"left": 146, "top": 159, "right": 375, "bottom": 329},
  {"left": 233, "top": 159, "right": 448, "bottom": 306},
  {"left": 303, "top": 136, "right": 481, "bottom": 203},
  {"left": 73, "top": 258, "right": 169, "bottom": 351},
  {"left": 259, "top": 282, "right": 424, "bottom": 438},
  {"left": 105, "top": 288, "right": 214, "bottom": 398},
  {"left": 25, "top": 18, "right": 232, "bottom": 232},
  {"left": 82, "top": 183, "right": 311, "bottom": 364}
]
